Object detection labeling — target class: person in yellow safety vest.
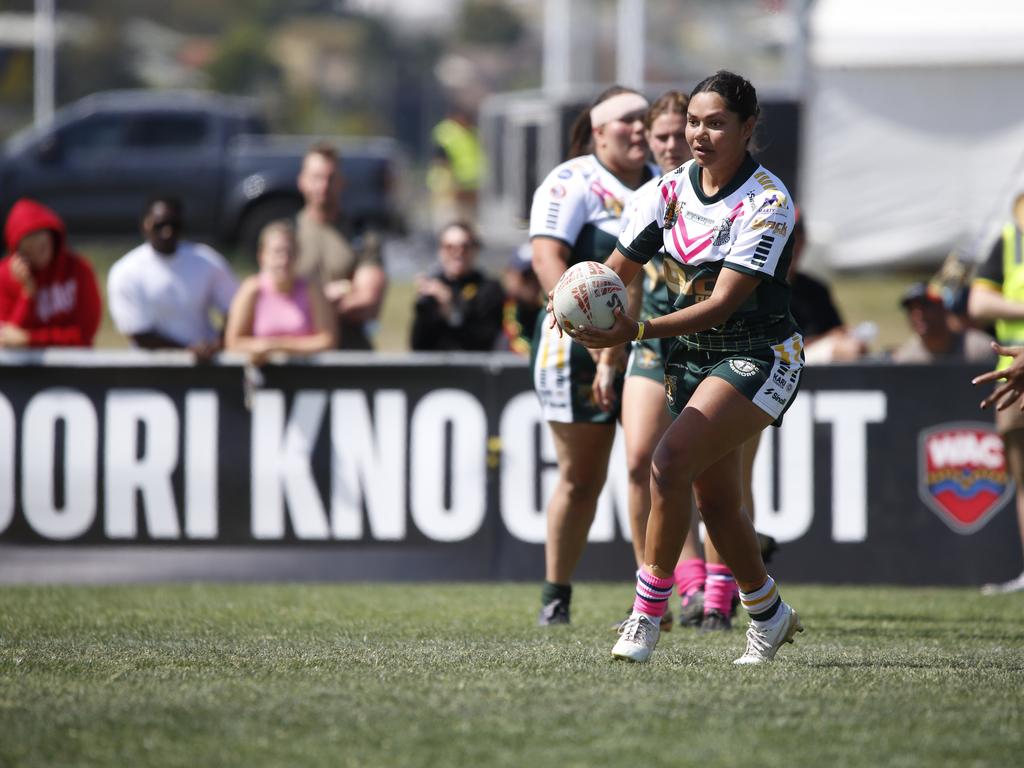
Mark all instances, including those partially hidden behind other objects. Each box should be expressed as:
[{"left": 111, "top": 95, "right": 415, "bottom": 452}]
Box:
[
  {"left": 968, "top": 191, "right": 1024, "bottom": 594},
  {"left": 428, "top": 109, "right": 484, "bottom": 225}
]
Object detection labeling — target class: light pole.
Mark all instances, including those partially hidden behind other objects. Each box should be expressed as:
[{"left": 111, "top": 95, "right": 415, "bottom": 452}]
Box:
[{"left": 34, "top": 0, "right": 55, "bottom": 128}]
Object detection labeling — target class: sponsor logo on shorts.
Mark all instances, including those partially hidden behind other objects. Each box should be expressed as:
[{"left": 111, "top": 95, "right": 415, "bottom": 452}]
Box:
[
  {"left": 637, "top": 348, "right": 660, "bottom": 369},
  {"left": 729, "top": 359, "right": 758, "bottom": 377},
  {"left": 918, "top": 422, "right": 1013, "bottom": 534},
  {"left": 762, "top": 387, "right": 788, "bottom": 405}
]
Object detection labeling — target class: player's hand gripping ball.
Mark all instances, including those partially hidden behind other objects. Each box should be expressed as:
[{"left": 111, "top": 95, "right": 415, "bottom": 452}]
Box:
[{"left": 551, "top": 261, "right": 627, "bottom": 333}]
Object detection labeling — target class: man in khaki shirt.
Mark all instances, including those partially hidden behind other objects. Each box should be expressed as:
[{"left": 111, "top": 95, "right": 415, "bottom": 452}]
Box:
[{"left": 295, "top": 143, "right": 387, "bottom": 350}]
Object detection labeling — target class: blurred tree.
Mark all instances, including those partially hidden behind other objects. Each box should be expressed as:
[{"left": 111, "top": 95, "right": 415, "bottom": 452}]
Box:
[
  {"left": 456, "top": 0, "right": 524, "bottom": 46},
  {"left": 57, "top": 17, "right": 142, "bottom": 103},
  {"left": 205, "top": 23, "right": 283, "bottom": 95}
]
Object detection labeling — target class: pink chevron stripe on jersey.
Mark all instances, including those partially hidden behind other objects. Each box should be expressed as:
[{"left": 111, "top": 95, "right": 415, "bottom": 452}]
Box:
[{"left": 670, "top": 199, "right": 746, "bottom": 263}]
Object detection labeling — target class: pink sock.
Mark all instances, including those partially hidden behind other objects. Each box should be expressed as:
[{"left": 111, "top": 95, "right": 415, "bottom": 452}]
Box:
[
  {"left": 633, "top": 569, "right": 675, "bottom": 618},
  {"left": 704, "top": 563, "right": 738, "bottom": 616},
  {"left": 674, "top": 558, "right": 706, "bottom": 597}
]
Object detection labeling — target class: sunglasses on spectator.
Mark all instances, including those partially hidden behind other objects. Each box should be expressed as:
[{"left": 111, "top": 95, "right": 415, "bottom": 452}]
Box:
[{"left": 441, "top": 240, "right": 475, "bottom": 252}]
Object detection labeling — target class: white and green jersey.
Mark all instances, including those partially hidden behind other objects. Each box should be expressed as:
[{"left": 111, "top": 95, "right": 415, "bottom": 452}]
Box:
[
  {"left": 618, "top": 154, "right": 797, "bottom": 351},
  {"left": 527, "top": 154, "right": 652, "bottom": 424},
  {"left": 529, "top": 154, "right": 654, "bottom": 266}
]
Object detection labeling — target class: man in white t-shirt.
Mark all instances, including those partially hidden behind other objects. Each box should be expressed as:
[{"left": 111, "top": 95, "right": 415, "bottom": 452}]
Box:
[{"left": 108, "top": 196, "right": 239, "bottom": 359}]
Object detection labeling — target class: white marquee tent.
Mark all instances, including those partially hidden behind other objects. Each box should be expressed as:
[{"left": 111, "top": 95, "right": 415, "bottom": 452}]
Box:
[{"left": 801, "top": 0, "right": 1024, "bottom": 269}]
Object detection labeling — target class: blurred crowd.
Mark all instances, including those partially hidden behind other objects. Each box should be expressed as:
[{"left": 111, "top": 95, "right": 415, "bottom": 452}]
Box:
[
  {"left": 0, "top": 133, "right": 541, "bottom": 360},
  {"left": 0, "top": 114, "right": 1019, "bottom": 370}
]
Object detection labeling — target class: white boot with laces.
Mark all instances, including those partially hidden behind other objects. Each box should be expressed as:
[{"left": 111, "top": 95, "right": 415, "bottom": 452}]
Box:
[
  {"left": 611, "top": 612, "right": 661, "bottom": 662},
  {"left": 733, "top": 601, "right": 803, "bottom": 665}
]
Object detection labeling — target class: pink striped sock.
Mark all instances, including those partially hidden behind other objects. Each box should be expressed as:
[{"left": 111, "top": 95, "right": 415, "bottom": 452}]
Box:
[
  {"left": 633, "top": 569, "right": 675, "bottom": 618},
  {"left": 674, "top": 558, "right": 706, "bottom": 597},
  {"left": 704, "top": 563, "right": 738, "bottom": 616}
]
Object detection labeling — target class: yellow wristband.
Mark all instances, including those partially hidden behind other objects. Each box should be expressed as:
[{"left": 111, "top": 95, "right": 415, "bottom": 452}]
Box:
[{"left": 635, "top": 320, "right": 646, "bottom": 341}]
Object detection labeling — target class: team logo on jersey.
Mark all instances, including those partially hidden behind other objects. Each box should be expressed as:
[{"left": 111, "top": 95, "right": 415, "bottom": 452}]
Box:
[
  {"left": 918, "top": 422, "right": 1014, "bottom": 534},
  {"left": 661, "top": 180, "right": 680, "bottom": 229},
  {"left": 729, "top": 359, "right": 758, "bottom": 377},
  {"left": 712, "top": 216, "right": 734, "bottom": 247},
  {"left": 663, "top": 197, "right": 680, "bottom": 229}
]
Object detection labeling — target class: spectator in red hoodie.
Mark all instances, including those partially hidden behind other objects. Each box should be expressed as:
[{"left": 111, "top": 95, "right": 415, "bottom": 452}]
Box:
[{"left": 0, "top": 198, "right": 101, "bottom": 347}]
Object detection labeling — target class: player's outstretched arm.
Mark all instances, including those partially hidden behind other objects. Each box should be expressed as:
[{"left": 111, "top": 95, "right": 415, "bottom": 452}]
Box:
[{"left": 974, "top": 343, "right": 1024, "bottom": 410}]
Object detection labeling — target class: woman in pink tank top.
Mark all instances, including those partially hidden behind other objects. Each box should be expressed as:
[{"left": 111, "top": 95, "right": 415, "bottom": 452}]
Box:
[{"left": 225, "top": 220, "right": 336, "bottom": 362}]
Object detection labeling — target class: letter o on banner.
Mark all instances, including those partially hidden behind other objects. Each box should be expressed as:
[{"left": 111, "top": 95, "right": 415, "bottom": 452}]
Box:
[
  {"left": 409, "top": 389, "right": 487, "bottom": 542},
  {"left": 0, "top": 393, "right": 14, "bottom": 534},
  {"left": 22, "top": 389, "right": 98, "bottom": 540}
]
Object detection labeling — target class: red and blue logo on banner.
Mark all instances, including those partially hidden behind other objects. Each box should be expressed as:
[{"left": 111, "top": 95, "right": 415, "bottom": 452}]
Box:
[{"left": 918, "top": 422, "right": 1014, "bottom": 534}]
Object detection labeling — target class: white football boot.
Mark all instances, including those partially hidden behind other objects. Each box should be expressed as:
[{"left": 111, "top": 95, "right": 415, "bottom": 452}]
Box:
[
  {"left": 611, "top": 612, "right": 661, "bottom": 662},
  {"left": 733, "top": 602, "right": 803, "bottom": 665},
  {"left": 981, "top": 571, "right": 1024, "bottom": 595}
]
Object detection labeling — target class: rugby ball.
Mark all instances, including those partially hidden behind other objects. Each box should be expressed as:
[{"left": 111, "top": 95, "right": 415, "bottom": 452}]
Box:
[{"left": 552, "top": 261, "right": 627, "bottom": 331}]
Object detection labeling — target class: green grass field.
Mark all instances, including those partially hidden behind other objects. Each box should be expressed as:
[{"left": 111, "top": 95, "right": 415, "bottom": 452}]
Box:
[{"left": 1, "top": 583, "right": 1021, "bottom": 768}]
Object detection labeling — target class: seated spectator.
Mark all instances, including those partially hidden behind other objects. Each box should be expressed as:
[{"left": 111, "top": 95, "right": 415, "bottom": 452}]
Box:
[
  {"left": 0, "top": 198, "right": 101, "bottom": 348},
  {"left": 891, "top": 281, "right": 995, "bottom": 363},
  {"left": 410, "top": 221, "right": 504, "bottom": 351},
  {"left": 107, "top": 196, "right": 238, "bottom": 360},
  {"left": 225, "top": 220, "right": 336, "bottom": 363},
  {"left": 500, "top": 243, "right": 543, "bottom": 356},
  {"left": 788, "top": 216, "right": 868, "bottom": 363}
]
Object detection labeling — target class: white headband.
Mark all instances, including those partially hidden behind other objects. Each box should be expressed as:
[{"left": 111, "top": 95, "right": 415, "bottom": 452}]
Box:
[{"left": 589, "top": 93, "right": 650, "bottom": 128}]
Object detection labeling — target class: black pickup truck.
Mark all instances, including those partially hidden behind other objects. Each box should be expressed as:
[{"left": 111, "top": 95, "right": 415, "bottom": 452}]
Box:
[{"left": 0, "top": 89, "right": 406, "bottom": 249}]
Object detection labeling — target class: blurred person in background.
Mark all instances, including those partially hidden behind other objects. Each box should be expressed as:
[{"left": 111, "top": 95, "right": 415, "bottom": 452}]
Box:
[
  {"left": 0, "top": 198, "right": 101, "bottom": 348},
  {"left": 529, "top": 85, "right": 655, "bottom": 625},
  {"left": 225, "top": 220, "right": 336, "bottom": 363},
  {"left": 893, "top": 281, "right": 994, "bottom": 363},
  {"left": 968, "top": 191, "right": 1024, "bottom": 593},
  {"left": 294, "top": 142, "right": 387, "bottom": 351},
  {"left": 428, "top": 107, "right": 485, "bottom": 226},
  {"left": 107, "top": 196, "right": 238, "bottom": 360},
  {"left": 500, "top": 243, "right": 543, "bottom": 357},
  {"left": 410, "top": 221, "right": 504, "bottom": 351},
  {"left": 788, "top": 215, "right": 869, "bottom": 364}
]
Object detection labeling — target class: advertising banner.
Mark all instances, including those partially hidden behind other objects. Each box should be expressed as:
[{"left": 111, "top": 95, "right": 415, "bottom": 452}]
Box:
[{"left": 0, "top": 353, "right": 1019, "bottom": 584}]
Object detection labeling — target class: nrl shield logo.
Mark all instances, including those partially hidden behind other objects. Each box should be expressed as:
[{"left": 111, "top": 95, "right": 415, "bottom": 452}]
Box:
[{"left": 918, "top": 422, "right": 1014, "bottom": 534}]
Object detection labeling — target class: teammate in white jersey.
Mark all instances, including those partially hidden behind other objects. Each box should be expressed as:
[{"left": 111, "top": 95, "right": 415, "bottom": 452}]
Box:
[
  {"left": 529, "top": 86, "right": 655, "bottom": 625},
  {"left": 572, "top": 71, "right": 804, "bottom": 665}
]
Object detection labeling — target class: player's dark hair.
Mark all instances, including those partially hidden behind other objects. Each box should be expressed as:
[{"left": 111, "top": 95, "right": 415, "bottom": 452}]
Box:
[
  {"left": 566, "top": 85, "right": 642, "bottom": 160},
  {"left": 645, "top": 90, "right": 689, "bottom": 130},
  {"left": 690, "top": 71, "right": 759, "bottom": 123}
]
